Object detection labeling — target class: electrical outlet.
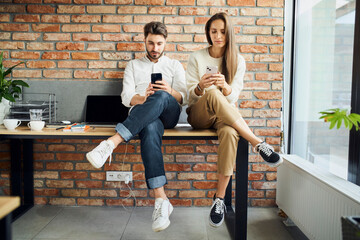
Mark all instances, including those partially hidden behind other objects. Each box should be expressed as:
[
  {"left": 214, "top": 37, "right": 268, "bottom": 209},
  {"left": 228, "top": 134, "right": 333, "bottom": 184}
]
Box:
[{"left": 106, "top": 171, "right": 132, "bottom": 182}]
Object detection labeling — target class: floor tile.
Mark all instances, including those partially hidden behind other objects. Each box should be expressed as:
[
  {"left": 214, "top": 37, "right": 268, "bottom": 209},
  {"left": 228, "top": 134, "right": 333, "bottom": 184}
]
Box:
[
  {"left": 33, "top": 206, "right": 131, "bottom": 240},
  {"left": 121, "top": 207, "right": 207, "bottom": 240},
  {"left": 203, "top": 207, "right": 232, "bottom": 240},
  {"left": 13, "top": 205, "right": 62, "bottom": 239}
]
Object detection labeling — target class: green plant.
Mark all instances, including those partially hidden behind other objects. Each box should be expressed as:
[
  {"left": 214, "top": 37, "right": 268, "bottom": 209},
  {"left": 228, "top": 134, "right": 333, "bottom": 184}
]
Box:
[
  {"left": 0, "top": 51, "right": 29, "bottom": 102},
  {"left": 319, "top": 108, "right": 360, "bottom": 131}
]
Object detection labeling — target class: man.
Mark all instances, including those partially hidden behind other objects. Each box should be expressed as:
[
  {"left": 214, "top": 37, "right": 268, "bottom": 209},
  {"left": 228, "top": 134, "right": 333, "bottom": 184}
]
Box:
[{"left": 86, "top": 22, "right": 187, "bottom": 232}]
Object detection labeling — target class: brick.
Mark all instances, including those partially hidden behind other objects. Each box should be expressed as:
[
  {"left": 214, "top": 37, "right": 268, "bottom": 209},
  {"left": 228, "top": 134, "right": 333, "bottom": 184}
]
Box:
[
  {"left": 148, "top": 6, "right": 176, "bottom": 15},
  {"left": 71, "top": 15, "right": 101, "bottom": 23},
  {"left": 266, "top": 172, "right": 277, "bottom": 181},
  {"left": 27, "top": 61, "right": 56, "bottom": 69},
  {"left": 49, "top": 198, "right": 76, "bottom": 206},
  {"left": 179, "top": 7, "right": 206, "bottom": 16},
  {"left": 248, "top": 172, "right": 264, "bottom": 180},
  {"left": 12, "top": 70, "right": 41, "bottom": 78},
  {"left": 246, "top": 63, "right": 267, "bottom": 72},
  {"left": 60, "top": 171, "right": 87, "bottom": 179},
  {"left": 134, "top": 15, "right": 162, "bottom": 24},
  {"left": 56, "top": 153, "right": 84, "bottom": 161},
  {"left": 232, "top": 17, "right": 254, "bottom": 26},
  {"left": 92, "top": 25, "right": 121, "bottom": 32},
  {"left": 104, "top": 0, "right": 132, "bottom": 3},
  {"left": 58, "top": 61, "right": 87, "bottom": 68},
  {"left": 62, "top": 24, "right": 90, "bottom": 32},
  {"left": 78, "top": 199, "right": 104, "bottom": 206},
  {"left": 57, "top": 5, "right": 85, "bottom": 14},
  {"left": 270, "top": 45, "right": 284, "bottom": 53},
  {"left": 56, "top": 42, "right": 84, "bottom": 51},
  {"left": 89, "top": 61, "right": 117, "bottom": 69},
  {"left": 34, "top": 180, "right": 44, "bottom": 188},
  {"left": 72, "top": 52, "right": 100, "bottom": 60},
  {"left": 273, "top": 26, "right": 284, "bottom": 35},
  {"left": 13, "top": 33, "right": 41, "bottom": 41},
  {"left": 74, "top": 0, "right": 101, "bottom": 3},
  {"left": 41, "top": 15, "right": 70, "bottom": 23},
  {"left": 175, "top": 155, "right": 205, "bottom": 162},
  {"left": 256, "top": 36, "right": 283, "bottom": 44},
  {"left": 90, "top": 172, "right": 105, "bottom": 180},
  {"left": 177, "top": 44, "right": 206, "bottom": 52},
  {"left": 269, "top": 63, "right": 283, "bottom": 72},
  {"left": 87, "top": 6, "right": 116, "bottom": 13},
  {"left": 13, "top": 14, "right": 40, "bottom": 22},
  {"left": 253, "top": 110, "right": 281, "bottom": 118},
  {"left": 27, "top": 5, "right": 55, "bottom": 13},
  {"left": 62, "top": 189, "right": 88, "bottom": 197},
  {"left": 166, "top": 34, "right": 192, "bottom": 43},
  {"left": 73, "top": 33, "right": 101, "bottom": 41},
  {"left": 11, "top": 51, "right": 40, "bottom": 59},
  {"left": 229, "top": 0, "right": 254, "bottom": 6},
  {"left": 44, "top": 0, "right": 71, "bottom": 2},
  {"left": 34, "top": 197, "right": 47, "bottom": 205},
  {"left": 165, "top": 146, "right": 193, "bottom": 154},
  {"left": 118, "top": 6, "right": 147, "bottom": 14},
  {"left": 255, "top": 54, "right": 283, "bottom": 62},
  {"left": 248, "top": 190, "right": 265, "bottom": 198},
  {"left": 122, "top": 25, "right": 143, "bottom": 33},
  {"left": 193, "top": 163, "right": 217, "bottom": 172},
  {"left": 196, "top": 145, "right": 218, "bottom": 153},
  {"left": 243, "top": 26, "right": 271, "bottom": 35},
  {"left": 14, "top": 0, "right": 41, "bottom": 2},
  {"left": 104, "top": 163, "right": 131, "bottom": 171},
  {"left": 76, "top": 181, "right": 102, "bottom": 188},
  {"left": 255, "top": 73, "right": 283, "bottom": 81},
  {"left": 236, "top": 35, "right": 255, "bottom": 44},
  {"left": 194, "top": 17, "right": 210, "bottom": 25},
  {"left": 164, "top": 163, "right": 191, "bottom": 172},
  {"left": 46, "top": 179, "right": 73, "bottom": 188},
  {"left": 266, "top": 190, "right": 276, "bottom": 198},
  {"left": 43, "top": 33, "right": 71, "bottom": 41},
  {"left": 178, "top": 172, "right": 205, "bottom": 180},
  {"left": 34, "top": 171, "right": 59, "bottom": 179},
  {"left": 46, "top": 162, "right": 73, "bottom": 170},
  {"left": 74, "top": 70, "right": 102, "bottom": 79},
  {"left": 272, "top": 9, "right": 284, "bottom": 17},
  {"left": 0, "top": 42, "right": 24, "bottom": 50},
  {"left": 26, "top": 43, "right": 54, "bottom": 51},
  {"left": 165, "top": 17, "right": 193, "bottom": 25},
  {"left": 252, "top": 182, "right": 276, "bottom": 190},
  {"left": 43, "top": 70, "right": 72, "bottom": 78},
  {"left": 0, "top": 23, "right": 29, "bottom": 32},
  {"left": 269, "top": 101, "right": 282, "bottom": 109},
  {"left": 165, "top": 181, "right": 191, "bottom": 189},
  {"left": 240, "top": 101, "right": 267, "bottom": 109},
  {"left": 256, "top": 18, "right": 283, "bottom": 26},
  {"left": 135, "top": 0, "right": 162, "bottom": 4},
  {"left": 193, "top": 181, "right": 217, "bottom": 189},
  {"left": 179, "top": 190, "right": 205, "bottom": 198},
  {"left": 254, "top": 129, "right": 281, "bottom": 137},
  {"left": 0, "top": 14, "right": 9, "bottom": 22},
  {"left": 107, "top": 199, "right": 134, "bottom": 206},
  {"left": 240, "top": 45, "right": 268, "bottom": 54},
  {"left": 103, "top": 15, "right": 132, "bottom": 23},
  {"left": 0, "top": 5, "right": 26, "bottom": 13},
  {"left": 197, "top": 0, "right": 225, "bottom": 6},
  {"left": 32, "top": 24, "right": 60, "bottom": 32},
  {"left": 240, "top": 8, "right": 269, "bottom": 16},
  {"left": 34, "top": 153, "right": 55, "bottom": 161},
  {"left": 87, "top": 43, "right": 115, "bottom": 51},
  {"left": 194, "top": 199, "right": 212, "bottom": 206},
  {"left": 257, "top": 0, "right": 284, "bottom": 7},
  {"left": 104, "top": 71, "right": 123, "bottom": 79},
  {"left": 210, "top": 7, "right": 238, "bottom": 16},
  {"left": 254, "top": 91, "right": 281, "bottom": 100},
  {"left": 0, "top": 33, "right": 10, "bottom": 40},
  {"left": 90, "top": 189, "right": 117, "bottom": 197}
]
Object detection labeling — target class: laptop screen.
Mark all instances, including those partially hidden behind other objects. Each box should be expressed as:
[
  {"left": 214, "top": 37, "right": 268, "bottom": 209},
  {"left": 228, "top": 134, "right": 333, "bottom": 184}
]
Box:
[{"left": 85, "top": 95, "right": 129, "bottom": 124}]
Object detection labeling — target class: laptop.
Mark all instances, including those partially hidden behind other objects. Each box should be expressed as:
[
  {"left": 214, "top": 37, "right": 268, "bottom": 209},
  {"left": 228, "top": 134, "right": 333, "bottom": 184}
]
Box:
[{"left": 84, "top": 95, "right": 129, "bottom": 127}]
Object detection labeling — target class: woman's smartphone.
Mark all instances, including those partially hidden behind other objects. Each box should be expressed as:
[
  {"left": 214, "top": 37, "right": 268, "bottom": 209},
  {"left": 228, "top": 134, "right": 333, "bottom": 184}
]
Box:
[
  {"left": 151, "top": 73, "right": 162, "bottom": 89},
  {"left": 206, "top": 66, "right": 218, "bottom": 74}
]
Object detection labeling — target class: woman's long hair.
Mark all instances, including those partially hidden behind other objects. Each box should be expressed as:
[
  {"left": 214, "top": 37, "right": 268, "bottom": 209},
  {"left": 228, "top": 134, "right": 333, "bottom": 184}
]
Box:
[{"left": 205, "top": 12, "right": 238, "bottom": 85}]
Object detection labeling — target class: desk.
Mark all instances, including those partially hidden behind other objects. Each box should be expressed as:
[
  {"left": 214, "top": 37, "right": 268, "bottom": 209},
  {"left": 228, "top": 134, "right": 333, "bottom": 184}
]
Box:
[
  {"left": 0, "top": 196, "right": 20, "bottom": 240},
  {"left": 0, "top": 126, "right": 248, "bottom": 240}
]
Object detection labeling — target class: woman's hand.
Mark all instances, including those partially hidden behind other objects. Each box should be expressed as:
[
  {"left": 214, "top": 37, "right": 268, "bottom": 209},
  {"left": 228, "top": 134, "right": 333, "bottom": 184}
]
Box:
[
  {"left": 199, "top": 73, "right": 216, "bottom": 90},
  {"left": 212, "top": 73, "right": 227, "bottom": 89}
]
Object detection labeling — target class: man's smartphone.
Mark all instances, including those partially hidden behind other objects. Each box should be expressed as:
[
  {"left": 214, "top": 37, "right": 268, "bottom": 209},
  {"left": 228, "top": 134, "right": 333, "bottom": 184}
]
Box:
[
  {"left": 151, "top": 73, "right": 162, "bottom": 89},
  {"left": 206, "top": 66, "right": 218, "bottom": 74}
]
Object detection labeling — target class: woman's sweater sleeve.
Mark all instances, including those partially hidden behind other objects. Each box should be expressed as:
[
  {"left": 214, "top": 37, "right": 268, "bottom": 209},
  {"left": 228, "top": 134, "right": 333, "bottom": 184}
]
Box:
[
  {"left": 186, "top": 53, "right": 202, "bottom": 102},
  {"left": 225, "top": 54, "right": 245, "bottom": 105}
]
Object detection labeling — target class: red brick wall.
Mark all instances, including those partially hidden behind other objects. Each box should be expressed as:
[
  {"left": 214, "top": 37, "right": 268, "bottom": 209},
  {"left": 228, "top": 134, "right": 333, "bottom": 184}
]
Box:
[{"left": 0, "top": 0, "right": 284, "bottom": 207}]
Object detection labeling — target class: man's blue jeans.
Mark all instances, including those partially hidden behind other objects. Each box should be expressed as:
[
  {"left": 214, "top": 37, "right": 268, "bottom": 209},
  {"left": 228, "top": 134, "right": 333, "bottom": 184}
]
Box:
[{"left": 115, "top": 91, "right": 181, "bottom": 189}]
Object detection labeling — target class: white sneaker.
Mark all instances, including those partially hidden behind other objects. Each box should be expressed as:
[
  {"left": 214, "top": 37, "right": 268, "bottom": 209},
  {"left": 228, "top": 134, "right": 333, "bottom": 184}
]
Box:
[
  {"left": 86, "top": 140, "right": 115, "bottom": 169},
  {"left": 152, "top": 198, "right": 173, "bottom": 232}
]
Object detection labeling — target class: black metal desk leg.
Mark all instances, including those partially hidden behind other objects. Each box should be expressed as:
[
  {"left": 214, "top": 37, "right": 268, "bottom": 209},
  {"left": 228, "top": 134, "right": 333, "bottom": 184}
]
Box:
[
  {"left": 224, "top": 137, "right": 248, "bottom": 240},
  {"left": 0, "top": 214, "right": 12, "bottom": 240},
  {"left": 23, "top": 139, "right": 34, "bottom": 207},
  {"left": 10, "top": 139, "right": 22, "bottom": 199}
]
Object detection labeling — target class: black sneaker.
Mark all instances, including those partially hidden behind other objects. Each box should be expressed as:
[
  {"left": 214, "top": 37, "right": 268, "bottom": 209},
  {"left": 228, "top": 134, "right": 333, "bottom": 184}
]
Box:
[
  {"left": 254, "top": 142, "right": 283, "bottom": 167},
  {"left": 209, "top": 195, "right": 226, "bottom": 227}
]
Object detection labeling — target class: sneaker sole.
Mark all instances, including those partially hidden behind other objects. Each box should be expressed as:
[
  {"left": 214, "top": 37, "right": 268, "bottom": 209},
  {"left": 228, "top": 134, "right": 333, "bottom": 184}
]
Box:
[
  {"left": 209, "top": 215, "right": 224, "bottom": 228},
  {"left": 152, "top": 203, "right": 173, "bottom": 232},
  {"left": 85, "top": 153, "right": 103, "bottom": 169},
  {"left": 267, "top": 156, "right": 284, "bottom": 167}
]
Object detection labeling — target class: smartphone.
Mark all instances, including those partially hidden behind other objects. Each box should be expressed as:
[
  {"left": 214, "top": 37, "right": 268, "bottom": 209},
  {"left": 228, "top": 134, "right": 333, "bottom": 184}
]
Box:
[
  {"left": 151, "top": 73, "right": 162, "bottom": 89},
  {"left": 206, "top": 66, "right": 218, "bottom": 74}
]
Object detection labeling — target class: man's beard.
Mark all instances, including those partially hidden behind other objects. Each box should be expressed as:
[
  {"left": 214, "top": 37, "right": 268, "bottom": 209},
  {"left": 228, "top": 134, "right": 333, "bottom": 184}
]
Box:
[{"left": 146, "top": 48, "right": 164, "bottom": 61}]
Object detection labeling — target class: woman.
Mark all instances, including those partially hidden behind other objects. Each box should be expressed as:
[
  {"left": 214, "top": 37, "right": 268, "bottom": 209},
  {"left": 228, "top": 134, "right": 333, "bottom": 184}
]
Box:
[{"left": 186, "top": 12, "right": 283, "bottom": 227}]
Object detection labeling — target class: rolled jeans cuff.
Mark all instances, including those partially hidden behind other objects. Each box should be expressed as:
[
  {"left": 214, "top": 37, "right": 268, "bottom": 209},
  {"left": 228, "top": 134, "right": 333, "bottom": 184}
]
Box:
[
  {"left": 115, "top": 123, "right": 133, "bottom": 142},
  {"left": 147, "top": 175, "right": 167, "bottom": 189}
]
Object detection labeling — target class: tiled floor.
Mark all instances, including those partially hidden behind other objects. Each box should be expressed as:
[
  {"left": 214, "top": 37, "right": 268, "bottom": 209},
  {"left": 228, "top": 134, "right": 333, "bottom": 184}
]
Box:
[{"left": 12, "top": 206, "right": 308, "bottom": 240}]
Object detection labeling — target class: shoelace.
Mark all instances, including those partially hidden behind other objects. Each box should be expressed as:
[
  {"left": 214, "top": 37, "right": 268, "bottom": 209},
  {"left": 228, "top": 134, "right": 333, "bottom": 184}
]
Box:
[
  {"left": 257, "top": 143, "right": 273, "bottom": 157},
  {"left": 214, "top": 198, "right": 225, "bottom": 214},
  {"left": 96, "top": 142, "right": 112, "bottom": 165},
  {"left": 153, "top": 202, "right": 164, "bottom": 221}
]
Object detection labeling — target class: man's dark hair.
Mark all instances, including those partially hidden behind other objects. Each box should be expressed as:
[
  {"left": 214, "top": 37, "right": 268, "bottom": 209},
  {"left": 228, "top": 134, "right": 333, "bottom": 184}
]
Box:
[{"left": 144, "top": 22, "right": 168, "bottom": 39}]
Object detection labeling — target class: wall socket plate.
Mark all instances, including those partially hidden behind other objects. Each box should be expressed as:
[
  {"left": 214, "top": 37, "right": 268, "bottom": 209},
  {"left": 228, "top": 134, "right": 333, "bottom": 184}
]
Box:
[{"left": 106, "top": 171, "right": 133, "bottom": 182}]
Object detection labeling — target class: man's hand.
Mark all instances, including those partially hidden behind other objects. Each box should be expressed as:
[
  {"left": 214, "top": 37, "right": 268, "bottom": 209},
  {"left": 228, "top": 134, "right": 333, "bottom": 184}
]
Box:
[{"left": 152, "top": 80, "right": 172, "bottom": 94}]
